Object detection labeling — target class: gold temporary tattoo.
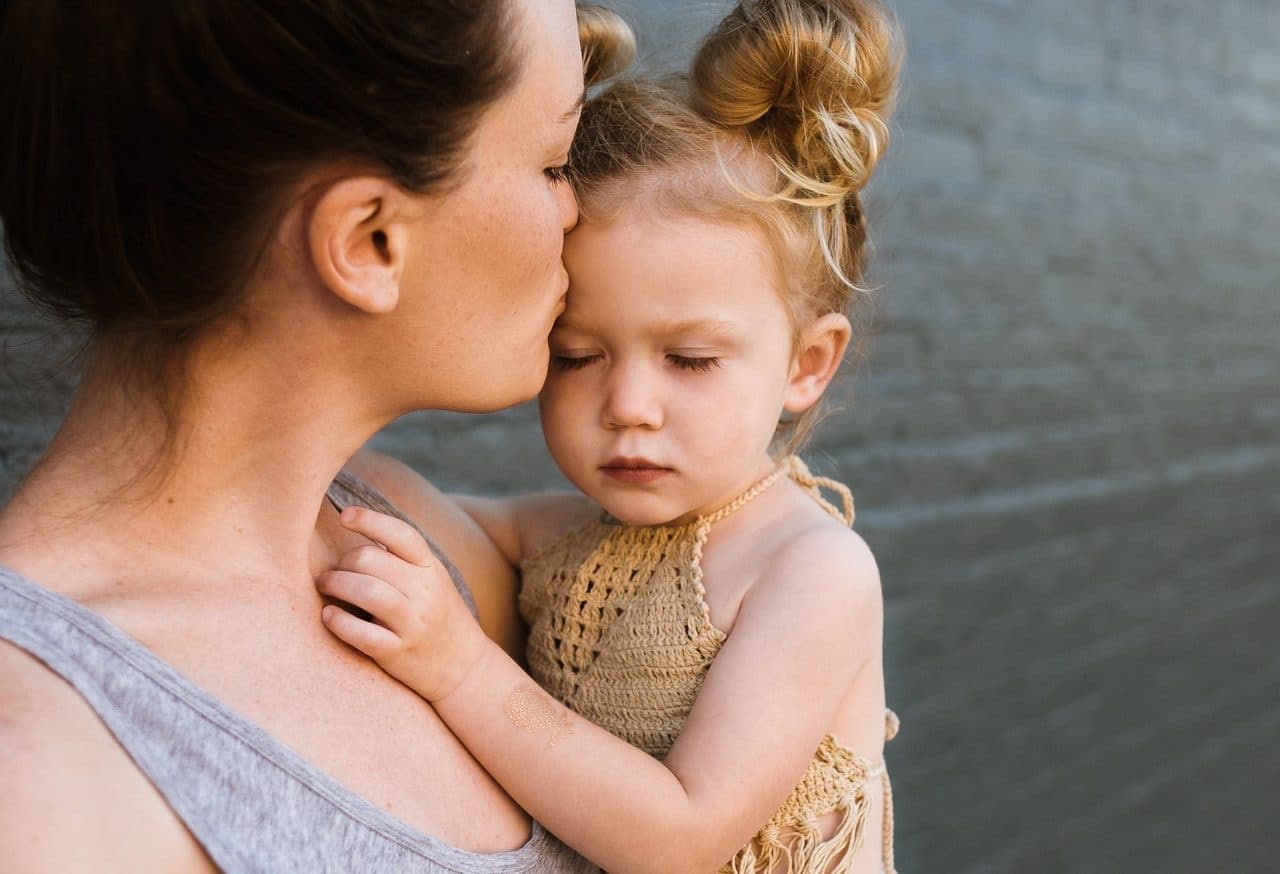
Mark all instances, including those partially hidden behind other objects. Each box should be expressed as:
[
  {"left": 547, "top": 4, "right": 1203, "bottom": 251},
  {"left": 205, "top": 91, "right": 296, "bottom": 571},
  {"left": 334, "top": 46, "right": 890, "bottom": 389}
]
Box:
[{"left": 504, "top": 687, "right": 574, "bottom": 747}]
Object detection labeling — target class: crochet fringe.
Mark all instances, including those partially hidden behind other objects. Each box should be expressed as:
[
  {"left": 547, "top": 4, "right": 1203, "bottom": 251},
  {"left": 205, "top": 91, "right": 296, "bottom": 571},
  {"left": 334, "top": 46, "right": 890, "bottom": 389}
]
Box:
[{"left": 722, "top": 789, "right": 870, "bottom": 874}]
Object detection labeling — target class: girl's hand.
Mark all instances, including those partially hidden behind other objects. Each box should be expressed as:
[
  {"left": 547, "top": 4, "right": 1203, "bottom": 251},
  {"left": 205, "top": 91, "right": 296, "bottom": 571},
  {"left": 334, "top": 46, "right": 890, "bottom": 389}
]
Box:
[{"left": 316, "top": 506, "right": 488, "bottom": 701}]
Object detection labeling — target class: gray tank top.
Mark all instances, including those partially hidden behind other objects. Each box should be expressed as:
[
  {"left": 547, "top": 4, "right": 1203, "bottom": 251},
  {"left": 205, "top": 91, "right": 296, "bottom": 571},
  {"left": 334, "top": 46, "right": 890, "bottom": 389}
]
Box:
[{"left": 0, "top": 471, "right": 596, "bottom": 873}]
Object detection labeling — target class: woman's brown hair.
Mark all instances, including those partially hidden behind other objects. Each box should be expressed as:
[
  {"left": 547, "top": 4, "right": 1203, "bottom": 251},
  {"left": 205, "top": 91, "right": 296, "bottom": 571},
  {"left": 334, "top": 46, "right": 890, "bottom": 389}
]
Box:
[
  {"left": 0, "top": 1, "right": 631, "bottom": 436},
  {"left": 0, "top": 1, "right": 522, "bottom": 342},
  {"left": 0, "top": 1, "right": 632, "bottom": 485}
]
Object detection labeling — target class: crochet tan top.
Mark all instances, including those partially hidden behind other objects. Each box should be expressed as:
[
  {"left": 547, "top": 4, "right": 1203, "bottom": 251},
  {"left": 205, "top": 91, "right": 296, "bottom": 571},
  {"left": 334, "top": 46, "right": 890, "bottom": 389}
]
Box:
[{"left": 519, "top": 457, "right": 900, "bottom": 874}]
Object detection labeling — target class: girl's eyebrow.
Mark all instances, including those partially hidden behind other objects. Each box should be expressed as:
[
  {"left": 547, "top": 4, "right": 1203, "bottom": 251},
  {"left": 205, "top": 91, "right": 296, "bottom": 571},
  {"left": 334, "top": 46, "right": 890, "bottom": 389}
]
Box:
[
  {"left": 651, "top": 318, "right": 741, "bottom": 339},
  {"left": 553, "top": 316, "right": 741, "bottom": 340},
  {"left": 561, "top": 91, "right": 586, "bottom": 123}
]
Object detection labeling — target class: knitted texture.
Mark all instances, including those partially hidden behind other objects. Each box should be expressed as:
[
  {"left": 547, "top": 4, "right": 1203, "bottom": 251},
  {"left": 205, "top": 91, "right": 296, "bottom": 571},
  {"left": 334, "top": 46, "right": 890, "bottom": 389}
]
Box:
[{"left": 519, "top": 458, "right": 899, "bottom": 873}]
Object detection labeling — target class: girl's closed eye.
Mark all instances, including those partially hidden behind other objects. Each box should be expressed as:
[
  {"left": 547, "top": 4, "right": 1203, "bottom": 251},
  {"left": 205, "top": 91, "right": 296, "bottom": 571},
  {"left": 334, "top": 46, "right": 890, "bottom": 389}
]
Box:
[
  {"left": 668, "top": 354, "right": 721, "bottom": 373},
  {"left": 552, "top": 352, "right": 601, "bottom": 371}
]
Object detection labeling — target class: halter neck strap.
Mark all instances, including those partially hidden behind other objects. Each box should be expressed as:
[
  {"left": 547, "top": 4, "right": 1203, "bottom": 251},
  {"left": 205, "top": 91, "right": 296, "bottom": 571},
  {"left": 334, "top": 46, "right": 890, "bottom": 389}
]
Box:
[
  {"left": 785, "top": 456, "right": 856, "bottom": 526},
  {"left": 699, "top": 456, "right": 855, "bottom": 528},
  {"left": 699, "top": 462, "right": 790, "bottom": 526}
]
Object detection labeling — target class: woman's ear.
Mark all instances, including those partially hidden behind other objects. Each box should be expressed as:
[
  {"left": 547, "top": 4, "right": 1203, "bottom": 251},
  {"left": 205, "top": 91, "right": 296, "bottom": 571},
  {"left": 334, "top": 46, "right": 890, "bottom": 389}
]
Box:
[
  {"left": 307, "top": 177, "right": 411, "bottom": 315},
  {"left": 783, "top": 313, "right": 853, "bottom": 414}
]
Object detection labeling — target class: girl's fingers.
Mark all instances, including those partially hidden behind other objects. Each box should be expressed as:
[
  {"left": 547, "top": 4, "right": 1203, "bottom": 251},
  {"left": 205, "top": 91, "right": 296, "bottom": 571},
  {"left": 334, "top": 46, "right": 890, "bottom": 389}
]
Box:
[
  {"left": 338, "top": 507, "right": 435, "bottom": 567},
  {"left": 316, "top": 570, "right": 407, "bottom": 625},
  {"left": 335, "top": 545, "right": 433, "bottom": 598},
  {"left": 321, "top": 603, "right": 402, "bottom": 660}
]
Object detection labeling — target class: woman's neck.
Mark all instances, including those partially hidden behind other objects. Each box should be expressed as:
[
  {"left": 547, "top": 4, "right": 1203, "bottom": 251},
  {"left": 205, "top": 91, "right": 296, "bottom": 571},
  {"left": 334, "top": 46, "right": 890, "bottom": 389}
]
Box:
[{"left": 0, "top": 334, "right": 387, "bottom": 590}]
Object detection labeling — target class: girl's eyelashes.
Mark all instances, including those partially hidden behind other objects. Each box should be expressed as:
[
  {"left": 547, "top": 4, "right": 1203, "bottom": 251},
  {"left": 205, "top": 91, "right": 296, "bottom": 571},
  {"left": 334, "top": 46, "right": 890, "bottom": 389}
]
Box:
[
  {"left": 544, "top": 163, "right": 570, "bottom": 185},
  {"left": 550, "top": 352, "right": 721, "bottom": 373},
  {"left": 668, "top": 355, "right": 721, "bottom": 373},
  {"left": 552, "top": 353, "right": 600, "bottom": 371}
]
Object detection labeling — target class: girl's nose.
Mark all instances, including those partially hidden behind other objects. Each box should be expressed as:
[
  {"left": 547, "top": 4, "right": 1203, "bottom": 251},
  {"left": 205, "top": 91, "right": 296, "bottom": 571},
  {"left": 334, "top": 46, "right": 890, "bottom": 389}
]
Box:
[{"left": 602, "top": 363, "right": 663, "bottom": 430}]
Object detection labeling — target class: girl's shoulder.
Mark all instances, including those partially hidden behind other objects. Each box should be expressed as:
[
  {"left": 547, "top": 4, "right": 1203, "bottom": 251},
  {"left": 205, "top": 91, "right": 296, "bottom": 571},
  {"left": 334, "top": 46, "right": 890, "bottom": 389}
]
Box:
[
  {"left": 709, "top": 508, "right": 882, "bottom": 710},
  {"left": 769, "top": 516, "right": 880, "bottom": 607},
  {"left": 743, "top": 489, "right": 883, "bottom": 639}
]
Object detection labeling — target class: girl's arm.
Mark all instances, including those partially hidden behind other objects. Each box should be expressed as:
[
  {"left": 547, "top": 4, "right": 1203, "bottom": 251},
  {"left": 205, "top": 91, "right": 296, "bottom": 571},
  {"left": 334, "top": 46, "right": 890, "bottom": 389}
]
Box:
[
  {"left": 451, "top": 492, "right": 599, "bottom": 568},
  {"left": 317, "top": 506, "right": 882, "bottom": 874}
]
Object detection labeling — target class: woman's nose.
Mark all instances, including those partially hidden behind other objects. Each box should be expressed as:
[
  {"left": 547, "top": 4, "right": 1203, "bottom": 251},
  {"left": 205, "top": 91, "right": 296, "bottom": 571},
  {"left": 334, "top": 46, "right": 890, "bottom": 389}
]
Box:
[{"left": 602, "top": 364, "right": 662, "bottom": 430}]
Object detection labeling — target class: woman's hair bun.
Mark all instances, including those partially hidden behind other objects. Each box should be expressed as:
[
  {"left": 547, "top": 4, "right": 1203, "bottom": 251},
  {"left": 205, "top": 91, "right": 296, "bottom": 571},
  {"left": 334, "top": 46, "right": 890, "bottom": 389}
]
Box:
[
  {"left": 578, "top": 4, "right": 636, "bottom": 87},
  {"left": 690, "top": 0, "right": 901, "bottom": 202}
]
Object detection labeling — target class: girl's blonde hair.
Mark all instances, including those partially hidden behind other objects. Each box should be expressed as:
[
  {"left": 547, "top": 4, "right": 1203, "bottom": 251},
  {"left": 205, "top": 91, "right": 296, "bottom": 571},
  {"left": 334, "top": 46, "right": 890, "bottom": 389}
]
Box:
[
  {"left": 570, "top": 0, "right": 902, "bottom": 447},
  {"left": 578, "top": 4, "right": 637, "bottom": 86}
]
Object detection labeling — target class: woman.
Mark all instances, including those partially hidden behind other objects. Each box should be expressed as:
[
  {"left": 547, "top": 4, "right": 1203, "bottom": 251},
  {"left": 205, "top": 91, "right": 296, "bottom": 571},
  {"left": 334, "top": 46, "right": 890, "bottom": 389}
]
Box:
[{"left": 0, "top": 0, "right": 628, "bottom": 870}]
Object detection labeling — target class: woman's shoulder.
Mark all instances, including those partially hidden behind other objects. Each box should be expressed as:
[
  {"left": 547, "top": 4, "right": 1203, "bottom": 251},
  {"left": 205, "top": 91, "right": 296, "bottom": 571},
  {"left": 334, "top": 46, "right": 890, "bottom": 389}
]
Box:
[
  {"left": 0, "top": 638, "right": 89, "bottom": 786},
  {"left": 0, "top": 639, "right": 100, "bottom": 856},
  {"left": 0, "top": 639, "right": 210, "bottom": 869}
]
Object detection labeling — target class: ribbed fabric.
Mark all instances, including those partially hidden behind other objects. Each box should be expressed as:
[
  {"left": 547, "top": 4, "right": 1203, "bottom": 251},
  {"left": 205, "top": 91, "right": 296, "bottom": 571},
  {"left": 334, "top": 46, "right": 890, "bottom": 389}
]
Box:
[{"left": 520, "top": 457, "right": 899, "bottom": 873}]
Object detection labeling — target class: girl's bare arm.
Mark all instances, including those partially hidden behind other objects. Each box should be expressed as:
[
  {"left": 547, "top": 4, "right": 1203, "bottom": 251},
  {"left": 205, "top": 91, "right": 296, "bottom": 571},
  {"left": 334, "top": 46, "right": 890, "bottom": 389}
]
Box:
[
  {"left": 318, "top": 508, "right": 883, "bottom": 874},
  {"left": 451, "top": 491, "right": 598, "bottom": 568}
]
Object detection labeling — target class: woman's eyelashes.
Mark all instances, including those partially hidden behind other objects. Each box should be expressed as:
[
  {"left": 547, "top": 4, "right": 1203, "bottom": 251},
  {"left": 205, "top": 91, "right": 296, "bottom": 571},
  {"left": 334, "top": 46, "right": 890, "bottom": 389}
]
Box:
[{"left": 544, "top": 163, "right": 570, "bottom": 185}]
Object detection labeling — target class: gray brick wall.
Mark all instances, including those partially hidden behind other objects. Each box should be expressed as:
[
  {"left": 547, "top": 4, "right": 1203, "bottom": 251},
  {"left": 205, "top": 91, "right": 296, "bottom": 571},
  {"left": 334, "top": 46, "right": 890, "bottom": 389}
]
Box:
[{"left": 3, "top": 1, "right": 1278, "bottom": 871}]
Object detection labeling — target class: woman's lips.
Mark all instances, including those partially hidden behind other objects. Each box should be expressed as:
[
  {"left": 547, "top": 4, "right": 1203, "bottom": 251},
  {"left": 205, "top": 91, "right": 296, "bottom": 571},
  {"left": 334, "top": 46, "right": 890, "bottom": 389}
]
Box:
[{"left": 600, "top": 461, "right": 672, "bottom": 484}]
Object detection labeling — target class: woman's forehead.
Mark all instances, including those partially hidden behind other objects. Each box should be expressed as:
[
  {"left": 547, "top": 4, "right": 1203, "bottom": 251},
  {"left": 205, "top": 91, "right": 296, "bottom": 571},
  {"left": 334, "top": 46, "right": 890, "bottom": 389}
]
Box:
[{"left": 502, "top": 0, "right": 585, "bottom": 126}]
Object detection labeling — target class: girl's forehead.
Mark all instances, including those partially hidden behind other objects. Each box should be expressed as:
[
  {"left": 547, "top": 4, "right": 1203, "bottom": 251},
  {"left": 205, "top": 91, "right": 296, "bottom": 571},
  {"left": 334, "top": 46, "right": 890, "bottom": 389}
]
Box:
[
  {"left": 566, "top": 213, "right": 779, "bottom": 295},
  {"left": 559, "top": 218, "right": 790, "bottom": 338},
  {"left": 566, "top": 210, "right": 770, "bottom": 264},
  {"left": 556, "top": 308, "right": 745, "bottom": 341}
]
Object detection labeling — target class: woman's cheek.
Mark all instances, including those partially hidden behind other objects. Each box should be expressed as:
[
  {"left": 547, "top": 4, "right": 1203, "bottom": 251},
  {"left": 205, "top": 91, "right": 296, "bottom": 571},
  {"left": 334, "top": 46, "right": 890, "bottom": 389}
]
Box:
[{"left": 537, "top": 190, "right": 566, "bottom": 261}]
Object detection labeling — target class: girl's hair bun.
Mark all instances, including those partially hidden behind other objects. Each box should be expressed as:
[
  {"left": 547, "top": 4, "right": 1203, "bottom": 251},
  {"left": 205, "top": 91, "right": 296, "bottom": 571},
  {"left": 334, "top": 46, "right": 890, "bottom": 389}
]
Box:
[
  {"left": 691, "top": 0, "right": 901, "bottom": 203},
  {"left": 578, "top": 4, "right": 636, "bottom": 87}
]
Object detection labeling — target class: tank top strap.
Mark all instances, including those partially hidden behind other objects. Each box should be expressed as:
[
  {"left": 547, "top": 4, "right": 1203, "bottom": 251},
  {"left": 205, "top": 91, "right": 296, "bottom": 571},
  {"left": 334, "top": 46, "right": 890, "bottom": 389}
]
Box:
[
  {"left": 327, "top": 469, "right": 479, "bottom": 620},
  {"left": 0, "top": 566, "right": 592, "bottom": 872}
]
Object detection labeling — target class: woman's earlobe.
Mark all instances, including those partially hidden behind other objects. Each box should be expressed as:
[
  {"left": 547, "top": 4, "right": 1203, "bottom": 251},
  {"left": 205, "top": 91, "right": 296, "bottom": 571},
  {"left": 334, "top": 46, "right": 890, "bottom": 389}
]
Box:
[
  {"left": 308, "top": 177, "right": 405, "bottom": 315},
  {"left": 782, "top": 313, "right": 853, "bottom": 414}
]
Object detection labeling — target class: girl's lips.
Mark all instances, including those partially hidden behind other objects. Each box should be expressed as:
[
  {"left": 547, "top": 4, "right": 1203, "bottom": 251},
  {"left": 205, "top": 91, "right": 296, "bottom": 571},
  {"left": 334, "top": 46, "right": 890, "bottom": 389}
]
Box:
[{"left": 600, "top": 464, "right": 672, "bottom": 485}]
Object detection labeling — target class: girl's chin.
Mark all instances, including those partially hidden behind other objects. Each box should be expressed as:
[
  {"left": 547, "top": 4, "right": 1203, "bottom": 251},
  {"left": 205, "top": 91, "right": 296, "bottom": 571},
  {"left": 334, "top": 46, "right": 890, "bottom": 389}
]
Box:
[{"left": 598, "top": 500, "right": 694, "bottom": 529}]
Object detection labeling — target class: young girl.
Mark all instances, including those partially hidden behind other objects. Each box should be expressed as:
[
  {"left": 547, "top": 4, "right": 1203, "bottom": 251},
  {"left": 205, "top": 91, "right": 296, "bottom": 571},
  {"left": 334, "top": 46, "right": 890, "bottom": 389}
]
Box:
[{"left": 317, "top": 1, "right": 903, "bottom": 871}]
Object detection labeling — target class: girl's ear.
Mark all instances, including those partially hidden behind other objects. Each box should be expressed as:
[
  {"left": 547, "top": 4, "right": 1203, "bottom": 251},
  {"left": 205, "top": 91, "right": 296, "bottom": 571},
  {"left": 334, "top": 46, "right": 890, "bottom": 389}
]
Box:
[
  {"left": 306, "top": 177, "right": 413, "bottom": 315},
  {"left": 783, "top": 313, "right": 852, "bottom": 414}
]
